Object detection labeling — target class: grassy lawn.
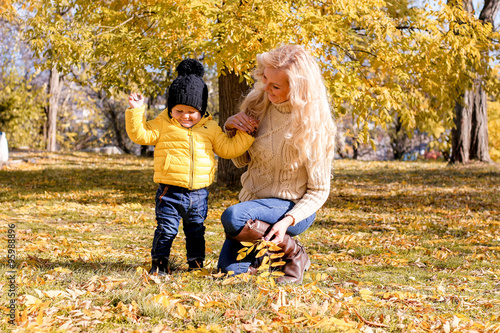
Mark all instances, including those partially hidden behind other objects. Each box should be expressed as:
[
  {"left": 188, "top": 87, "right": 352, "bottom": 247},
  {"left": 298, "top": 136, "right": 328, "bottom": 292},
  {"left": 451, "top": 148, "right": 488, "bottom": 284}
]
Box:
[{"left": 1, "top": 152, "right": 499, "bottom": 332}]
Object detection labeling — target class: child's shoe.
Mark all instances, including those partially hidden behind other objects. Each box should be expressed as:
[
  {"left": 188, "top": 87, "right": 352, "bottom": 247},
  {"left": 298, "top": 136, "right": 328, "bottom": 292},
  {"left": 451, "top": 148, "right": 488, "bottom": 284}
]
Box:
[
  {"left": 149, "top": 257, "right": 169, "bottom": 276},
  {"left": 188, "top": 258, "right": 204, "bottom": 271}
]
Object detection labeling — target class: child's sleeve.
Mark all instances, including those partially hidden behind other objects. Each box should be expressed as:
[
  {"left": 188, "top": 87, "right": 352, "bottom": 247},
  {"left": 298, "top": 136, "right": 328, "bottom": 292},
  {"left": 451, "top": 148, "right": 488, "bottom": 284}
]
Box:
[
  {"left": 231, "top": 152, "right": 251, "bottom": 168},
  {"left": 223, "top": 128, "right": 251, "bottom": 168},
  {"left": 211, "top": 124, "right": 254, "bottom": 160},
  {"left": 125, "top": 105, "right": 162, "bottom": 146}
]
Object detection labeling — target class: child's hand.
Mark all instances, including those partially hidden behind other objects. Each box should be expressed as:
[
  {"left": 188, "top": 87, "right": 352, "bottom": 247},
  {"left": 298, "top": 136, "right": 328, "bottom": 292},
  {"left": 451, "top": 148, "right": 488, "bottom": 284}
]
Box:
[
  {"left": 128, "top": 93, "right": 144, "bottom": 108},
  {"left": 225, "top": 112, "right": 260, "bottom": 136}
]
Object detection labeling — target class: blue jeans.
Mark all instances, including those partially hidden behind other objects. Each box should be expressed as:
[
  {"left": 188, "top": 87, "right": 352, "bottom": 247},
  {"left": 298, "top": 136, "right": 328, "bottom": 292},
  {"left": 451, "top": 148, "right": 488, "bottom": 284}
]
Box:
[
  {"left": 152, "top": 184, "right": 208, "bottom": 262},
  {"left": 217, "top": 198, "right": 315, "bottom": 275}
]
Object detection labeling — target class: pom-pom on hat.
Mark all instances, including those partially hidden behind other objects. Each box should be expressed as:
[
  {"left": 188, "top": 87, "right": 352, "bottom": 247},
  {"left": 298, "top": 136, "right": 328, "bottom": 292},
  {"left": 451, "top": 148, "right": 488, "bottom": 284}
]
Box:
[{"left": 167, "top": 59, "right": 208, "bottom": 116}]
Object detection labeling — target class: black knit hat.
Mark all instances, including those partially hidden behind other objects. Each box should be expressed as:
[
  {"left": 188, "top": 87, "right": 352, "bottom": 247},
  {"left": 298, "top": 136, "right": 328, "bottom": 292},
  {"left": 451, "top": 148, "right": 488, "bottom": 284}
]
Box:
[{"left": 167, "top": 59, "right": 208, "bottom": 116}]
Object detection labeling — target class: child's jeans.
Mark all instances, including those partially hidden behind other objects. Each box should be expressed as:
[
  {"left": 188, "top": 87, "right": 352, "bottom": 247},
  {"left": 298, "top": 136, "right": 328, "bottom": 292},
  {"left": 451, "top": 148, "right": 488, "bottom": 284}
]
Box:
[
  {"left": 152, "top": 184, "right": 208, "bottom": 262},
  {"left": 217, "top": 198, "right": 315, "bottom": 275}
]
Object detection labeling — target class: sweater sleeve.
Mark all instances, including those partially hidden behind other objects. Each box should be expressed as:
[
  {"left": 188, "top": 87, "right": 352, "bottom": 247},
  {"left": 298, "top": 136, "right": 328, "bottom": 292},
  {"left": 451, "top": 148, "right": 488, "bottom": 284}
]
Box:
[
  {"left": 212, "top": 124, "right": 255, "bottom": 159},
  {"left": 125, "top": 105, "right": 162, "bottom": 146},
  {"left": 285, "top": 157, "right": 333, "bottom": 225}
]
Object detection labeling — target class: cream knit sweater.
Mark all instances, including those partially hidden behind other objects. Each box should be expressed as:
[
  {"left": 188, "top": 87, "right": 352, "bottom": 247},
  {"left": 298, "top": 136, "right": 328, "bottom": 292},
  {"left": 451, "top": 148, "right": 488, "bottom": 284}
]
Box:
[{"left": 231, "top": 101, "right": 332, "bottom": 225}]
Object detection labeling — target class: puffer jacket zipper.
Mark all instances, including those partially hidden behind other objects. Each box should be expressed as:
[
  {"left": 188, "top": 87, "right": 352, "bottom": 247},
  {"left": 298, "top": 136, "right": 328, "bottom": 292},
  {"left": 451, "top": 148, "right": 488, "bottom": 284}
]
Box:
[{"left": 188, "top": 128, "right": 194, "bottom": 190}]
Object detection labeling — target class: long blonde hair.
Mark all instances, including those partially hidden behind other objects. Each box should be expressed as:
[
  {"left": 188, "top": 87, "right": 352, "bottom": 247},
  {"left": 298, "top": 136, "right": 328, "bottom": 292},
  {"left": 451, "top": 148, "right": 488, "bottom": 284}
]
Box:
[{"left": 241, "top": 45, "right": 336, "bottom": 177}]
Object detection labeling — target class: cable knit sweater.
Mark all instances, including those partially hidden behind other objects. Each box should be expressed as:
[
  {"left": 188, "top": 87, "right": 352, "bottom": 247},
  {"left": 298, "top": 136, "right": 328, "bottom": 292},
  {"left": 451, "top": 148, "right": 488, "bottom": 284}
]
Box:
[{"left": 231, "top": 101, "right": 332, "bottom": 225}]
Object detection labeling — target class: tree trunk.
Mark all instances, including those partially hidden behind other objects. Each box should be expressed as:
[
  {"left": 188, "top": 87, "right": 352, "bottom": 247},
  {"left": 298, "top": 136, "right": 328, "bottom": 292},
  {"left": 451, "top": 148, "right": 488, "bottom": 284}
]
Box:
[
  {"left": 46, "top": 64, "right": 63, "bottom": 152},
  {"left": 450, "top": 0, "right": 498, "bottom": 163},
  {"left": 390, "top": 116, "right": 410, "bottom": 160},
  {"left": 106, "top": 101, "right": 131, "bottom": 154},
  {"left": 217, "top": 70, "right": 250, "bottom": 187},
  {"left": 140, "top": 95, "right": 155, "bottom": 156},
  {"left": 471, "top": 0, "right": 499, "bottom": 162},
  {"left": 469, "top": 81, "right": 491, "bottom": 161},
  {"left": 451, "top": 89, "right": 473, "bottom": 163}
]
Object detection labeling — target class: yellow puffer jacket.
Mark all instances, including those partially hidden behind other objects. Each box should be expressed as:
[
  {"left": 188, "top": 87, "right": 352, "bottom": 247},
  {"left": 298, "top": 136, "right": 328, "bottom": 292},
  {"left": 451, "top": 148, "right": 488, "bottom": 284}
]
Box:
[{"left": 125, "top": 106, "right": 254, "bottom": 190}]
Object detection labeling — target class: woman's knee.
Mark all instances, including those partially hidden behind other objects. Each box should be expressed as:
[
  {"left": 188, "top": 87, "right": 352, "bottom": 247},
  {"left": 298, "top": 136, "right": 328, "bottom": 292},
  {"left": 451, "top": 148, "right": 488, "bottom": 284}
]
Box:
[{"left": 221, "top": 204, "right": 250, "bottom": 235}]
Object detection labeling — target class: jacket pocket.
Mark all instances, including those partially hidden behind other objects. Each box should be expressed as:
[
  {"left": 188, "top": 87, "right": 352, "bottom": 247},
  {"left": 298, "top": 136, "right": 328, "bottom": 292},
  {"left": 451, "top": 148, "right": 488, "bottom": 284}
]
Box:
[{"left": 163, "top": 155, "right": 171, "bottom": 171}]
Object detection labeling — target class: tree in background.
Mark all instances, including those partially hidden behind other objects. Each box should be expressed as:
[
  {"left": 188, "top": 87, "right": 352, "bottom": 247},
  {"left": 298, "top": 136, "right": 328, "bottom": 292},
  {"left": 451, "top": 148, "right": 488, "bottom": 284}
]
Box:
[
  {"left": 449, "top": 0, "right": 500, "bottom": 163},
  {"left": 46, "top": 63, "right": 64, "bottom": 152},
  {"left": 17, "top": 0, "right": 500, "bottom": 181}
]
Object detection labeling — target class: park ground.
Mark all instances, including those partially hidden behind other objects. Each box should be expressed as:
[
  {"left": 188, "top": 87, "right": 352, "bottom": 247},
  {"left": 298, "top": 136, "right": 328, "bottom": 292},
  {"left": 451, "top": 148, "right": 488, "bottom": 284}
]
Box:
[{"left": 0, "top": 153, "right": 499, "bottom": 332}]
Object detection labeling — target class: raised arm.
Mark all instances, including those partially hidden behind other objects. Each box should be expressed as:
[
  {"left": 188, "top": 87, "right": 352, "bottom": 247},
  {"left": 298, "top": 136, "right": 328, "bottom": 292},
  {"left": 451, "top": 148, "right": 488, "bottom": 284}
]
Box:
[{"left": 125, "top": 102, "right": 162, "bottom": 146}]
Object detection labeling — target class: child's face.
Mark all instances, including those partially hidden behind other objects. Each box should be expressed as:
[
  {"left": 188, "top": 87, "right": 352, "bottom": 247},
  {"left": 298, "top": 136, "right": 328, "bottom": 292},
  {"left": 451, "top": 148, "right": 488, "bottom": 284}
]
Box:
[{"left": 171, "top": 105, "right": 202, "bottom": 128}]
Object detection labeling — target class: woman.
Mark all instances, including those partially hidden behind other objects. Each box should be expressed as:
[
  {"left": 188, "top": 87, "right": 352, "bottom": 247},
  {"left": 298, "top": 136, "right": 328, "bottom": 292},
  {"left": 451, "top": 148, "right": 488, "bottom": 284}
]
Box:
[{"left": 217, "top": 45, "right": 336, "bottom": 283}]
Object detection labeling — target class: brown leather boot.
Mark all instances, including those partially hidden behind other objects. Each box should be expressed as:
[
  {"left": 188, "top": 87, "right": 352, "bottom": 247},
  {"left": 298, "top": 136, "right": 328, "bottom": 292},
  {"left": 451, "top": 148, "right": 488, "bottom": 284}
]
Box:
[
  {"left": 227, "top": 219, "right": 310, "bottom": 282},
  {"left": 226, "top": 219, "right": 272, "bottom": 242},
  {"left": 226, "top": 219, "right": 272, "bottom": 274},
  {"left": 275, "top": 236, "right": 310, "bottom": 284}
]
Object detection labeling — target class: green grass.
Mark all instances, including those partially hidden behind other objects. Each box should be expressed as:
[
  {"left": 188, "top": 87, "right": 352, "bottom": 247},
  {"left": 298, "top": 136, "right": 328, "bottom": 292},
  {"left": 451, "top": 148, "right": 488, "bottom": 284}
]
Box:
[{"left": 1, "top": 152, "right": 500, "bottom": 332}]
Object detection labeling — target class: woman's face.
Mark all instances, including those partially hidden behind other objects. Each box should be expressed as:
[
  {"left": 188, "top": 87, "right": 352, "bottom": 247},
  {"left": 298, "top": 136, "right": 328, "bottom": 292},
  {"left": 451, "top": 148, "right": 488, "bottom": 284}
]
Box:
[{"left": 262, "top": 66, "right": 290, "bottom": 104}]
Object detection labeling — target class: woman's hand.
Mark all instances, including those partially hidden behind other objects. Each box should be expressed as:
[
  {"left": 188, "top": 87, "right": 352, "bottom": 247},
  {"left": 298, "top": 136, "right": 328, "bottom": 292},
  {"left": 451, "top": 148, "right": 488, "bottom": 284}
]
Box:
[
  {"left": 263, "top": 215, "right": 294, "bottom": 245},
  {"left": 128, "top": 93, "right": 144, "bottom": 109},
  {"left": 225, "top": 111, "right": 259, "bottom": 135}
]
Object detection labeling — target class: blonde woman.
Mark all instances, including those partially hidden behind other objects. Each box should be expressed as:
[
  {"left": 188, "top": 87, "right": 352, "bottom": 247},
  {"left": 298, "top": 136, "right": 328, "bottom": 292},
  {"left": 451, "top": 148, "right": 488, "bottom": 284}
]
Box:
[{"left": 217, "top": 45, "right": 336, "bottom": 283}]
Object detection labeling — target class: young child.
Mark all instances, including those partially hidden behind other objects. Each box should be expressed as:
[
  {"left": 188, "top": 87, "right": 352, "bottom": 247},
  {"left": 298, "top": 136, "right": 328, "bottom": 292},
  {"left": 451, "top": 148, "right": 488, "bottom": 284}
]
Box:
[{"left": 126, "top": 59, "right": 257, "bottom": 275}]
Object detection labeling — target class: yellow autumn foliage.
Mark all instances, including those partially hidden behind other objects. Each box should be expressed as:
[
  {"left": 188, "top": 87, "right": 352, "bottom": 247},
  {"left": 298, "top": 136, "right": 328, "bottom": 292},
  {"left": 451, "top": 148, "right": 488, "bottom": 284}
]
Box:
[
  {"left": 19, "top": 0, "right": 500, "bottom": 142},
  {"left": 487, "top": 98, "right": 500, "bottom": 161}
]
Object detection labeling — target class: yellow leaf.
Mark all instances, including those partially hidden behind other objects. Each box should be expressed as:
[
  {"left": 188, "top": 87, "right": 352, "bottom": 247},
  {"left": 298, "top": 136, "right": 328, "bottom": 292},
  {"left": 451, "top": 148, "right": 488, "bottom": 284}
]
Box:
[
  {"left": 271, "top": 261, "right": 286, "bottom": 267},
  {"left": 292, "top": 317, "right": 307, "bottom": 323},
  {"left": 331, "top": 302, "right": 342, "bottom": 316},
  {"left": 260, "top": 271, "right": 270, "bottom": 278},
  {"left": 359, "top": 288, "right": 373, "bottom": 301},
  {"left": 205, "top": 301, "right": 223, "bottom": 308},
  {"left": 255, "top": 248, "right": 267, "bottom": 258},
  {"left": 36, "top": 309, "right": 44, "bottom": 325},
  {"left": 329, "top": 318, "right": 356, "bottom": 329},
  {"left": 270, "top": 253, "right": 284, "bottom": 259},
  {"left": 43, "top": 290, "right": 69, "bottom": 299},
  {"left": 222, "top": 277, "right": 236, "bottom": 285},
  {"left": 268, "top": 244, "right": 281, "bottom": 251},
  {"left": 240, "top": 241, "right": 254, "bottom": 247},
  {"left": 21, "top": 308, "right": 27, "bottom": 324},
  {"left": 153, "top": 295, "right": 170, "bottom": 307},
  {"left": 236, "top": 252, "right": 247, "bottom": 261},
  {"left": 256, "top": 242, "right": 267, "bottom": 250},
  {"left": 22, "top": 295, "right": 41, "bottom": 306},
  {"left": 177, "top": 303, "right": 187, "bottom": 318},
  {"left": 53, "top": 267, "right": 72, "bottom": 274}
]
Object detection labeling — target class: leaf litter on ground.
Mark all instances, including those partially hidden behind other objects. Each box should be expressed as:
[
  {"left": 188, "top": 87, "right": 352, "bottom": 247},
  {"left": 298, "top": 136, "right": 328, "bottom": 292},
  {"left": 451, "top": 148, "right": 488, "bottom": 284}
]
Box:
[{"left": 0, "top": 153, "right": 499, "bottom": 332}]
